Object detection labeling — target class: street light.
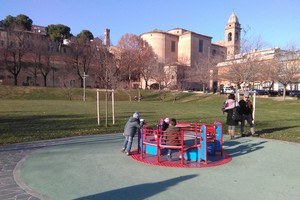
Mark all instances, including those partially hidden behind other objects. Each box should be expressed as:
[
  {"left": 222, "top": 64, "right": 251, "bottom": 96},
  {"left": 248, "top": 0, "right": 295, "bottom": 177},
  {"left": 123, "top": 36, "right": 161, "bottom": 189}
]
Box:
[{"left": 83, "top": 72, "right": 89, "bottom": 101}]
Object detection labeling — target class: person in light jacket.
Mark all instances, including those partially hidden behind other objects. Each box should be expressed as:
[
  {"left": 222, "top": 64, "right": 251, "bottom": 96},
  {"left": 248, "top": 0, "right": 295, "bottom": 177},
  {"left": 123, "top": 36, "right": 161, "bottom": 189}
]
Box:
[{"left": 222, "top": 93, "right": 239, "bottom": 139}]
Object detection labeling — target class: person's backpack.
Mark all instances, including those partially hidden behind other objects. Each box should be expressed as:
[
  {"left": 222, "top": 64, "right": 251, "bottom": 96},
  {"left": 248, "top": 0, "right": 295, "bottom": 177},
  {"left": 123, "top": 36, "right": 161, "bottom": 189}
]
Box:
[{"left": 232, "top": 102, "right": 242, "bottom": 121}]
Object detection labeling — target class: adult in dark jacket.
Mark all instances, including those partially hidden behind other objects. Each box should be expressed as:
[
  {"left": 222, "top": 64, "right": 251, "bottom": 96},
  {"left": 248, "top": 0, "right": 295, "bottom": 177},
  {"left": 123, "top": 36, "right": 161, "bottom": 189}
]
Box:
[
  {"left": 162, "top": 118, "right": 170, "bottom": 131},
  {"left": 238, "top": 92, "right": 257, "bottom": 137},
  {"left": 122, "top": 112, "right": 141, "bottom": 155},
  {"left": 165, "top": 118, "right": 181, "bottom": 160}
]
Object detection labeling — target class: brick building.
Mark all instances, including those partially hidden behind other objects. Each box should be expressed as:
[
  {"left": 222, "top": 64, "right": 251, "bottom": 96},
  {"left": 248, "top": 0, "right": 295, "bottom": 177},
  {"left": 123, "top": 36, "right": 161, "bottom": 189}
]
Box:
[{"left": 140, "top": 12, "right": 241, "bottom": 90}]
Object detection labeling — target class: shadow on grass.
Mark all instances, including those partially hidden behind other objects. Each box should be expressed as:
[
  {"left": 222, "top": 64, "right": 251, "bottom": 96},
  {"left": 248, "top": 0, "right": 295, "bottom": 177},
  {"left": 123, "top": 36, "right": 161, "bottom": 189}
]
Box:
[
  {"left": 0, "top": 114, "right": 90, "bottom": 123},
  {"left": 74, "top": 174, "right": 198, "bottom": 200},
  {"left": 0, "top": 114, "right": 101, "bottom": 145},
  {"left": 0, "top": 133, "right": 124, "bottom": 152},
  {"left": 0, "top": 114, "right": 95, "bottom": 133},
  {"left": 256, "top": 126, "right": 299, "bottom": 135}
]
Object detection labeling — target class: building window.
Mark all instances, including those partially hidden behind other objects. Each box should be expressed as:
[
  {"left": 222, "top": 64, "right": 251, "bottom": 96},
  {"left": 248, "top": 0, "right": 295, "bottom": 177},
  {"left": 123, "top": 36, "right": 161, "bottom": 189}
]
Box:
[
  {"left": 228, "top": 33, "right": 232, "bottom": 41},
  {"left": 212, "top": 49, "right": 217, "bottom": 56},
  {"left": 171, "top": 41, "right": 175, "bottom": 52},
  {"left": 199, "top": 39, "right": 203, "bottom": 53}
]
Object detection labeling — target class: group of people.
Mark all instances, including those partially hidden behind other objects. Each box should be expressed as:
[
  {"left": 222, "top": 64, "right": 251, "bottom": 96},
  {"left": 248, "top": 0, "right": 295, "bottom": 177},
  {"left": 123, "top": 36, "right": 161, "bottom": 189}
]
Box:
[
  {"left": 122, "top": 112, "right": 181, "bottom": 160},
  {"left": 122, "top": 91, "right": 257, "bottom": 157},
  {"left": 222, "top": 92, "right": 258, "bottom": 139}
]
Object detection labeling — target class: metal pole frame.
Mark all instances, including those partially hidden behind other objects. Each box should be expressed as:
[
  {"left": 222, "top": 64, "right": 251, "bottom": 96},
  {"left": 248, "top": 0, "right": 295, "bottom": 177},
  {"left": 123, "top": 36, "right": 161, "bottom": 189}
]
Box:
[
  {"left": 96, "top": 89, "right": 115, "bottom": 126},
  {"left": 83, "top": 72, "right": 89, "bottom": 102}
]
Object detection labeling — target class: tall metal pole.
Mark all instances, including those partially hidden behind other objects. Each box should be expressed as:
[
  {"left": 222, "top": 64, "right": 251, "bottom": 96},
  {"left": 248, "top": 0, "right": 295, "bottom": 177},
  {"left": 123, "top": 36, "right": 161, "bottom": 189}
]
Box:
[
  {"left": 253, "top": 92, "right": 256, "bottom": 124},
  {"left": 83, "top": 72, "right": 86, "bottom": 102}
]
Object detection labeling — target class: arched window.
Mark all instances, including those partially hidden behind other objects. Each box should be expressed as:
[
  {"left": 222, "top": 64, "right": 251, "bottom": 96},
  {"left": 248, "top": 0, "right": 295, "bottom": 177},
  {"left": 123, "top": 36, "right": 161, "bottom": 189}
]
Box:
[{"left": 228, "top": 33, "right": 232, "bottom": 41}]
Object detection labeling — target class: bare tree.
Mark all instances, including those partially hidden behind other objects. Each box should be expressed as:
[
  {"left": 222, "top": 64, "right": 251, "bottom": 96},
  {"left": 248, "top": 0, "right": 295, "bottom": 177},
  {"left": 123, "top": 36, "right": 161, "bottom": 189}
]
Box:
[
  {"left": 221, "top": 35, "right": 268, "bottom": 89},
  {"left": 59, "top": 65, "right": 75, "bottom": 100},
  {"left": 117, "top": 33, "right": 143, "bottom": 88},
  {"left": 67, "top": 35, "right": 96, "bottom": 87},
  {"left": 273, "top": 46, "right": 300, "bottom": 100},
  {"left": 150, "top": 62, "right": 167, "bottom": 90},
  {"left": 3, "top": 27, "right": 30, "bottom": 85},
  {"left": 40, "top": 40, "right": 55, "bottom": 87},
  {"left": 139, "top": 43, "right": 158, "bottom": 89},
  {"left": 27, "top": 34, "right": 45, "bottom": 86},
  {"left": 93, "top": 42, "right": 118, "bottom": 89},
  {"left": 186, "top": 58, "right": 211, "bottom": 91}
]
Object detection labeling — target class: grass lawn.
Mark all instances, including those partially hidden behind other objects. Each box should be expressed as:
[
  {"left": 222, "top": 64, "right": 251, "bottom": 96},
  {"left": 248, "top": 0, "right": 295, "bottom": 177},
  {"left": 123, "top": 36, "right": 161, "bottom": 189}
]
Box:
[{"left": 0, "top": 86, "right": 299, "bottom": 145}]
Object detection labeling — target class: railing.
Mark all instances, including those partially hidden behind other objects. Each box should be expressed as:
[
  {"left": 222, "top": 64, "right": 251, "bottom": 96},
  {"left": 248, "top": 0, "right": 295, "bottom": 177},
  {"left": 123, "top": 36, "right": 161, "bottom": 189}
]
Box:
[{"left": 141, "top": 121, "right": 223, "bottom": 166}]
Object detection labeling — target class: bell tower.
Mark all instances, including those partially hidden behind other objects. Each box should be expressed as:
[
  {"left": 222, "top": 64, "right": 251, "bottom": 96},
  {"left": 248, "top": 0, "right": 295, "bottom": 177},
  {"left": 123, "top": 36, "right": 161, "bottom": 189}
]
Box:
[
  {"left": 104, "top": 28, "right": 110, "bottom": 47},
  {"left": 225, "top": 12, "right": 241, "bottom": 58}
]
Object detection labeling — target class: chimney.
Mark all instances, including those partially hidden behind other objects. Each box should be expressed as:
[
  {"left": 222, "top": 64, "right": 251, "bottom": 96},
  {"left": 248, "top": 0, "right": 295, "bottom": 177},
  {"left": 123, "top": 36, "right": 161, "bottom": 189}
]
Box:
[{"left": 104, "top": 29, "right": 110, "bottom": 46}]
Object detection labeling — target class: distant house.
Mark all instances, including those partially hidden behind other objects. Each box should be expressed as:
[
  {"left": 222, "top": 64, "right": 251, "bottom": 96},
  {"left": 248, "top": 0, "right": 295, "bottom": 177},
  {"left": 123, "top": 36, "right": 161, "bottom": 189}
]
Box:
[{"left": 217, "top": 46, "right": 300, "bottom": 91}]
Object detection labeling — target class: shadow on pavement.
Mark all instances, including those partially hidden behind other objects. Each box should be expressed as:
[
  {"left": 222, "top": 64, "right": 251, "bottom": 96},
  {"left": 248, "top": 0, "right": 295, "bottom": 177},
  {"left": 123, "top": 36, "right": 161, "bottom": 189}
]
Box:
[
  {"left": 224, "top": 139, "right": 267, "bottom": 158},
  {"left": 74, "top": 174, "right": 198, "bottom": 200}
]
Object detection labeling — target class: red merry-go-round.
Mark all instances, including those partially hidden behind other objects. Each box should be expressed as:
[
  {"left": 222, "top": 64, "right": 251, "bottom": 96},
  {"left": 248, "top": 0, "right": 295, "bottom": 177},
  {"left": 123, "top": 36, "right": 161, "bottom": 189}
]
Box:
[{"left": 130, "top": 119, "right": 232, "bottom": 168}]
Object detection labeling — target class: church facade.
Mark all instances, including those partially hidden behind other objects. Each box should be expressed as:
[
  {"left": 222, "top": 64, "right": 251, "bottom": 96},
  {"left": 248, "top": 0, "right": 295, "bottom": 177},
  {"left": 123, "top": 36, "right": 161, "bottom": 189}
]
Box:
[
  {"left": 141, "top": 13, "right": 300, "bottom": 92},
  {"left": 140, "top": 13, "right": 241, "bottom": 91}
]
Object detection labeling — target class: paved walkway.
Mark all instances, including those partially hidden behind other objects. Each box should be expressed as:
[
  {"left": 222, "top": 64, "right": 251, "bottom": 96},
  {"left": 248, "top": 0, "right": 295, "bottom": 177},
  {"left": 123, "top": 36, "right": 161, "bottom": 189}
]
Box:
[{"left": 1, "top": 134, "right": 300, "bottom": 200}]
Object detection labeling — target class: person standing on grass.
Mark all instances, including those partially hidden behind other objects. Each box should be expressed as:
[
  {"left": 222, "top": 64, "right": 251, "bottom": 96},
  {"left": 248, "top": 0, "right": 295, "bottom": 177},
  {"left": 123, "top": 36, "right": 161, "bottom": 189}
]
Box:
[
  {"left": 222, "top": 93, "right": 239, "bottom": 139},
  {"left": 122, "top": 112, "right": 141, "bottom": 156},
  {"left": 239, "top": 92, "right": 258, "bottom": 137}
]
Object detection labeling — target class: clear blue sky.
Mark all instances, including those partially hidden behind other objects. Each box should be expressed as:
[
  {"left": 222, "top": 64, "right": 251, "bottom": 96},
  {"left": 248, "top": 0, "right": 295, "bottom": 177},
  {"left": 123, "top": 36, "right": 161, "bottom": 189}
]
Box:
[{"left": 1, "top": 0, "right": 299, "bottom": 48}]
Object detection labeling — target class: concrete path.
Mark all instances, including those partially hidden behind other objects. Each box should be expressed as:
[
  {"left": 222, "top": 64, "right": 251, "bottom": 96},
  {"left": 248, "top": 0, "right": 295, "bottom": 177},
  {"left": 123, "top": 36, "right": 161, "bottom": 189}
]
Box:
[{"left": 0, "top": 134, "right": 300, "bottom": 200}]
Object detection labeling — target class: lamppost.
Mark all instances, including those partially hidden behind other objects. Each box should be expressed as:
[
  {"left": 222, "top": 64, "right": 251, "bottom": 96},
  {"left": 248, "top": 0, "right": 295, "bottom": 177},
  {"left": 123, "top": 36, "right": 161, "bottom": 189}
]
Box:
[{"left": 83, "top": 72, "right": 89, "bottom": 101}]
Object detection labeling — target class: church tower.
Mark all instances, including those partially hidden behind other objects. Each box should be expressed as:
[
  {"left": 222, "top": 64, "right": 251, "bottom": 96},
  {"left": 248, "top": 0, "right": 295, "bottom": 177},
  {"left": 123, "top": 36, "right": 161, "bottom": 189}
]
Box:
[
  {"left": 104, "top": 28, "right": 110, "bottom": 47},
  {"left": 225, "top": 12, "right": 241, "bottom": 58}
]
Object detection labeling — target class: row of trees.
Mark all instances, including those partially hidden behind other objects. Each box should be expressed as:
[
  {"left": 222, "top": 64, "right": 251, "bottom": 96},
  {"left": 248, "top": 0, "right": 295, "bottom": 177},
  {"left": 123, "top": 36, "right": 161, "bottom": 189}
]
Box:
[
  {"left": 1, "top": 14, "right": 299, "bottom": 97},
  {"left": 219, "top": 34, "right": 300, "bottom": 99},
  {"left": 0, "top": 14, "right": 172, "bottom": 91}
]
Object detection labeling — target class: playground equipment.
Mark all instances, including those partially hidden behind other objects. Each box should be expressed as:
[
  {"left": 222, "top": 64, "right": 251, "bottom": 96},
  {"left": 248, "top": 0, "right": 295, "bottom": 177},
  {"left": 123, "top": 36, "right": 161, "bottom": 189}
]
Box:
[
  {"left": 96, "top": 89, "right": 115, "bottom": 126},
  {"left": 140, "top": 121, "right": 224, "bottom": 167}
]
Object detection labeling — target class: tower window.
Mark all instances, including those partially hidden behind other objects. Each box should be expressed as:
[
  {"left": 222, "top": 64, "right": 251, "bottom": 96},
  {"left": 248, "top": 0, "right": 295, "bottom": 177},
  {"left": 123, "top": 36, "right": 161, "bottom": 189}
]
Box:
[
  {"left": 228, "top": 33, "right": 232, "bottom": 41},
  {"left": 199, "top": 39, "right": 203, "bottom": 53},
  {"left": 171, "top": 41, "right": 175, "bottom": 52}
]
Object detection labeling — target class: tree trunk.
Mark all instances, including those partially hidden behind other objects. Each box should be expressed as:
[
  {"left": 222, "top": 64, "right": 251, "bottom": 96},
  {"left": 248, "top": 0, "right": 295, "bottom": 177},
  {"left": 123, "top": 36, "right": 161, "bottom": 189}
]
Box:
[
  {"left": 43, "top": 76, "right": 47, "bottom": 87},
  {"left": 283, "top": 85, "right": 287, "bottom": 100},
  {"left": 14, "top": 75, "right": 18, "bottom": 86}
]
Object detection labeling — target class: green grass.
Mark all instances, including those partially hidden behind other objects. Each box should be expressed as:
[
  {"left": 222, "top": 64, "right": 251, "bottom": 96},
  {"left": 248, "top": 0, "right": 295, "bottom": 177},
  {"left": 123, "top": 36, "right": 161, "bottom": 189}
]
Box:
[{"left": 0, "top": 85, "right": 300, "bottom": 145}]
